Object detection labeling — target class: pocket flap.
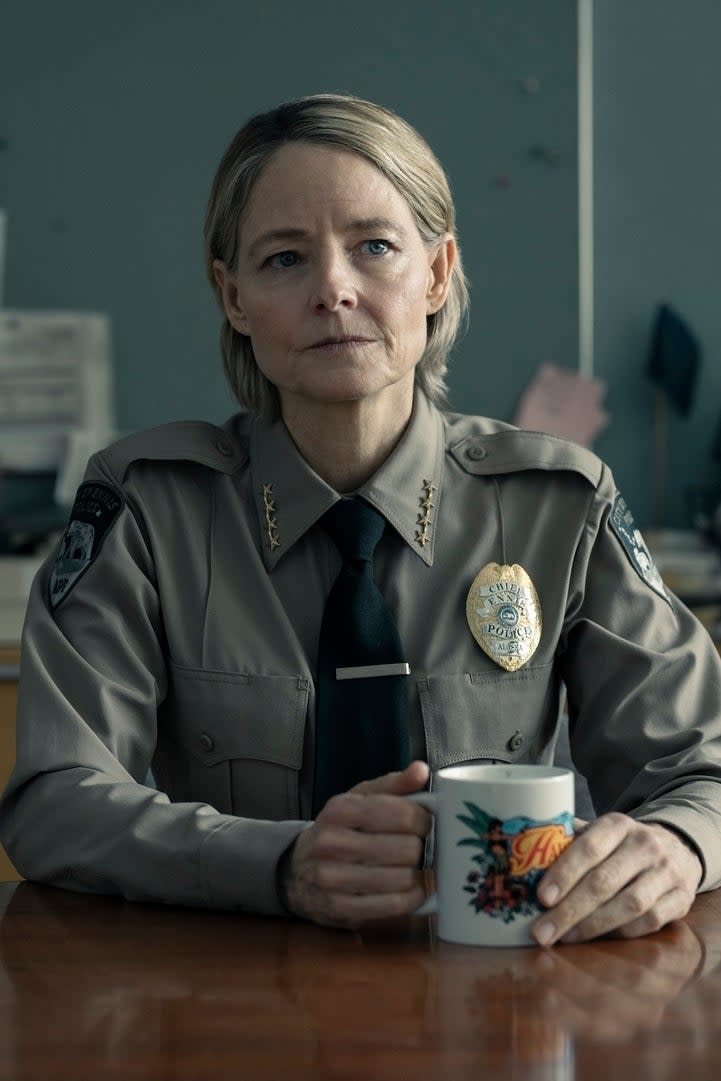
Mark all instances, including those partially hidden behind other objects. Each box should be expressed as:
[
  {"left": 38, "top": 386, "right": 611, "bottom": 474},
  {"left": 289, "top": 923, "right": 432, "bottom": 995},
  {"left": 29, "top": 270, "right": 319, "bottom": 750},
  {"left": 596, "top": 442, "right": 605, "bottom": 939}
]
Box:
[
  {"left": 167, "top": 666, "right": 309, "bottom": 769},
  {"left": 418, "top": 666, "right": 558, "bottom": 770}
]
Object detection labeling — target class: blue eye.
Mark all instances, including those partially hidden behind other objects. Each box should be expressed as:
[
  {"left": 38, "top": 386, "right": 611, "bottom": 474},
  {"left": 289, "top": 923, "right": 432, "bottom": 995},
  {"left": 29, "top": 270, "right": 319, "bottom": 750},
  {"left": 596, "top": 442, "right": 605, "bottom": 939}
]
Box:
[
  {"left": 269, "top": 251, "right": 300, "bottom": 268},
  {"left": 364, "top": 239, "right": 390, "bottom": 256}
]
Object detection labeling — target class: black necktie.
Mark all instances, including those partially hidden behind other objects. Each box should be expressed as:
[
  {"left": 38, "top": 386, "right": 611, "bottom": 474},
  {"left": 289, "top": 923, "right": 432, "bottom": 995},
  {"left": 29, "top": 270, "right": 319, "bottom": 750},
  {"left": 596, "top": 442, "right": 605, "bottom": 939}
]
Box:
[{"left": 312, "top": 498, "right": 411, "bottom": 815}]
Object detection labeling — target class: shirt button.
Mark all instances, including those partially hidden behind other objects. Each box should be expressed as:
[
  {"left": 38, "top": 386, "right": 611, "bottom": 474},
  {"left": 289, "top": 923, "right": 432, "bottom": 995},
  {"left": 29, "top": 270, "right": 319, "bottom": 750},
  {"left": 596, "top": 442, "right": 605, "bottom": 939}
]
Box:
[
  {"left": 216, "top": 440, "right": 233, "bottom": 457},
  {"left": 508, "top": 731, "right": 524, "bottom": 752},
  {"left": 199, "top": 733, "right": 215, "bottom": 752},
  {"left": 465, "top": 444, "right": 487, "bottom": 461}
]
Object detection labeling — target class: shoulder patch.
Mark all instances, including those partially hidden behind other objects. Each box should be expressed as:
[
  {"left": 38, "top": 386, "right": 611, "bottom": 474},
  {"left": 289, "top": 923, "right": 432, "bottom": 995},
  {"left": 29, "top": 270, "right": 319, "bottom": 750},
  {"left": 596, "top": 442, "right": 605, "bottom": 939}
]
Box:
[
  {"left": 49, "top": 482, "right": 124, "bottom": 611},
  {"left": 609, "top": 493, "right": 669, "bottom": 603}
]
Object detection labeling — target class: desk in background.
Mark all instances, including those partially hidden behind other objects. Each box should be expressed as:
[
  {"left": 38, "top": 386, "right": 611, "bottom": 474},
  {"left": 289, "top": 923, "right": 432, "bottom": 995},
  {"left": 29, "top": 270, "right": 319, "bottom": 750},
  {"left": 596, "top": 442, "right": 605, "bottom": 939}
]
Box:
[{"left": 0, "top": 881, "right": 720, "bottom": 1080}]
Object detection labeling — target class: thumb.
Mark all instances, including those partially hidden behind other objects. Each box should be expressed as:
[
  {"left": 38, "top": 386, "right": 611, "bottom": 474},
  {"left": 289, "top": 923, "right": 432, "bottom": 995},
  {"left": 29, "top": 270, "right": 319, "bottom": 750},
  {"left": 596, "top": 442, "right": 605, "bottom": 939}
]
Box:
[{"left": 352, "top": 759, "right": 430, "bottom": 797}]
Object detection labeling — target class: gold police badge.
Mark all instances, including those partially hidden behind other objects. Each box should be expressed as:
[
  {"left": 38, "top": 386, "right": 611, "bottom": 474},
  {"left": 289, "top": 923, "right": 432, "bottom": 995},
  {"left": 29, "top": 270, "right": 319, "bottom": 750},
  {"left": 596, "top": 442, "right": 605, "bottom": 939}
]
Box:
[{"left": 465, "top": 563, "right": 542, "bottom": 672}]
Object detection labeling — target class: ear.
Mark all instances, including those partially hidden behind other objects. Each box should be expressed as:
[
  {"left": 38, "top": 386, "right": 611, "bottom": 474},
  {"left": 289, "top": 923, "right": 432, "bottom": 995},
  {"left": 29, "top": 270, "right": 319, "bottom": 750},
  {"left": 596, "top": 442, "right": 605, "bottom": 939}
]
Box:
[
  {"left": 426, "top": 235, "right": 457, "bottom": 315},
  {"left": 212, "top": 259, "right": 250, "bottom": 335}
]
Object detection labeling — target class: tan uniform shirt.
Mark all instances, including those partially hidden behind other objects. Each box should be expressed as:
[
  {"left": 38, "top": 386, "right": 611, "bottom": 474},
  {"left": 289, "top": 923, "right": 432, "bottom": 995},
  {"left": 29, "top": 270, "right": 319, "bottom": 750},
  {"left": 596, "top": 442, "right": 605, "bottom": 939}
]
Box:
[{"left": 2, "top": 391, "right": 721, "bottom": 913}]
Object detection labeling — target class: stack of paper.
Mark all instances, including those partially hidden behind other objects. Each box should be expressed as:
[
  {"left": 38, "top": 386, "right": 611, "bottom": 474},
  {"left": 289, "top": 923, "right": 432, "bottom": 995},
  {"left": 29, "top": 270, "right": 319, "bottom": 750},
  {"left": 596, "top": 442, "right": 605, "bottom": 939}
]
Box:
[{"left": 0, "top": 310, "right": 115, "bottom": 495}]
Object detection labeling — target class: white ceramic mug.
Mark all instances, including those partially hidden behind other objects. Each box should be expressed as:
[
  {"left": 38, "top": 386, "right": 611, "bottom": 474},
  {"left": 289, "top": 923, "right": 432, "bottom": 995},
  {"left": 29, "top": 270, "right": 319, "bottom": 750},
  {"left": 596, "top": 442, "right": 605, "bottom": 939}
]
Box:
[{"left": 411, "top": 764, "right": 575, "bottom": 947}]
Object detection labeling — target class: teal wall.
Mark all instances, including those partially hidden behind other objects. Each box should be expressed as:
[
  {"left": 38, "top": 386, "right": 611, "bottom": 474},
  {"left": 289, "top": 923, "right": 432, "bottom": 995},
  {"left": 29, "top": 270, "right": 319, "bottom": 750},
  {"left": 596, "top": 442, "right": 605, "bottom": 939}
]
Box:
[
  {"left": 0, "top": 1, "right": 578, "bottom": 441},
  {"left": 593, "top": 1, "right": 721, "bottom": 528},
  {"left": 5, "top": 4, "right": 717, "bottom": 530}
]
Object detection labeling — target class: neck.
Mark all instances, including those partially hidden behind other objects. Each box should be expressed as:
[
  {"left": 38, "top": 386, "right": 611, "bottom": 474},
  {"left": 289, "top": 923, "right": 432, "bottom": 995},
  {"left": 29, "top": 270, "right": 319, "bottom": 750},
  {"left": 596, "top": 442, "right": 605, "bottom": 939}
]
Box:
[{"left": 280, "top": 379, "right": 415, "bottom": 492}]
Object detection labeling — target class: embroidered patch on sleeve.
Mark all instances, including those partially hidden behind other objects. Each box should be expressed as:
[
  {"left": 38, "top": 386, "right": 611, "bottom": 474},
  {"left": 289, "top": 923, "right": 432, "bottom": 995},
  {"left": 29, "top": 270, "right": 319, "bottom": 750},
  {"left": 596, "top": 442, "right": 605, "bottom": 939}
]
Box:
[
  {"left": 49, "top": 482, "right": 124, "bottom": 611},
  {"left": 609, "top": 493, "right": 669, "bottom": 604}
]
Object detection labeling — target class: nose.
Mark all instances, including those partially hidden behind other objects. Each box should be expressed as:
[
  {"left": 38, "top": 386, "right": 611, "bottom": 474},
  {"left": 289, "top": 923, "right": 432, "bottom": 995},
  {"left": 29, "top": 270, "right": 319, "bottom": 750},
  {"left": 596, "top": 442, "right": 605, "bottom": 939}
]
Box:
[{"left": 310, "top": 249, "right": 358, "bottom": 312}]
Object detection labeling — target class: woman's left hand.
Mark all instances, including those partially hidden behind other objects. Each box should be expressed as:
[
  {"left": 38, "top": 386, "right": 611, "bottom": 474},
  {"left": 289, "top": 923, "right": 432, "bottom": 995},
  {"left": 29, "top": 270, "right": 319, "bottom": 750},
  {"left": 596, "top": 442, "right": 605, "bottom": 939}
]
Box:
[{"left": 532, "top": 813, "right": 703, "bottom": 946}]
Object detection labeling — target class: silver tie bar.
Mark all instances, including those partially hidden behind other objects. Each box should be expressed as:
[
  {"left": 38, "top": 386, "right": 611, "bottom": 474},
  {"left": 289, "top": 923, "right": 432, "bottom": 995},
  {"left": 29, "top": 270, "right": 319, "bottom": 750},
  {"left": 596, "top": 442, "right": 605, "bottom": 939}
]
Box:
[{"left": 336, "top": 662, "right": 411, "bottom": 681}]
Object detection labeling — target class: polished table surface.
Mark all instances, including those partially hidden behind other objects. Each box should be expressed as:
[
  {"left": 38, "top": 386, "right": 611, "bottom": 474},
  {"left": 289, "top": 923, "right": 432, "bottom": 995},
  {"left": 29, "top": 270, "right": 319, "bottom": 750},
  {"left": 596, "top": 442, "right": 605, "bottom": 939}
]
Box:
[{"left": 0, "top": 881, "right": 720, "bottom": 1081}]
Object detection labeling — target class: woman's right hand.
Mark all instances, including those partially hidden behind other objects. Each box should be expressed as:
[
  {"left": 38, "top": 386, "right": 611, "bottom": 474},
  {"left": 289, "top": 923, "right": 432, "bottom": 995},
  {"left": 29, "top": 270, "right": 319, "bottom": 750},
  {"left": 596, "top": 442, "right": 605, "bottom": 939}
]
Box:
[{"left": 279, "top": 760, "right": 432, "bottom": 928}]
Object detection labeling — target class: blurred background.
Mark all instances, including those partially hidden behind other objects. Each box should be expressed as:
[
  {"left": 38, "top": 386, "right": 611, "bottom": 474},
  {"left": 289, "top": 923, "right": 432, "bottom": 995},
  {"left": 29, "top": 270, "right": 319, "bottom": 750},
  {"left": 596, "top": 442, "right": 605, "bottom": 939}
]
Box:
[{"left": 0, "top": 0, "right": 719, "bottom": 560}]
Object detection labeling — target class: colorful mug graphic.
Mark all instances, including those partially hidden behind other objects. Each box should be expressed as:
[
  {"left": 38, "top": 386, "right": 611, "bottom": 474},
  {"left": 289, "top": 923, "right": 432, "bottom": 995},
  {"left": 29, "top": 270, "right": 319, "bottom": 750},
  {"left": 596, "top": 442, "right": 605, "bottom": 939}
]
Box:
[{"left": 457, "top": 801, "right": 574, "bottom": 923}]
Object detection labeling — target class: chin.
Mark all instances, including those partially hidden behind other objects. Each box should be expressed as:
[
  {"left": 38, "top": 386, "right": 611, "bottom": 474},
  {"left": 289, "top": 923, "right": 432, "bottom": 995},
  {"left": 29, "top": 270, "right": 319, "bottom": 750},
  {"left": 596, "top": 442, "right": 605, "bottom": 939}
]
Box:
[
  {"left": 316, "top": 365, "right": 416, "bottom": 401},
  {"left": 299, "top": 375, "right": 395, "bottom": 405}
]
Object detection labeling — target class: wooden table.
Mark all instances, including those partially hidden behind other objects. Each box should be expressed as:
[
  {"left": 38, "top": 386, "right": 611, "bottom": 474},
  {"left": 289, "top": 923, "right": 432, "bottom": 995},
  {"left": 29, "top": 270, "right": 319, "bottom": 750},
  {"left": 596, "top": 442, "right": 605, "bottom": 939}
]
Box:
[
  {"left": 0, "top": 649, "right": 20, "bottom": 882},
  {"left": 0, "top": 882, "right": 720, "bottom": 1080}
]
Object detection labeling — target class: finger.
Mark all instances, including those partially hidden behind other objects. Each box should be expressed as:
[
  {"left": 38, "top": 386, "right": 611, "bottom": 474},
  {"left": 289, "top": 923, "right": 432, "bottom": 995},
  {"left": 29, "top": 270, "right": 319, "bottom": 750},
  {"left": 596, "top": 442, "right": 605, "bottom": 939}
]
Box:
[
  {"left": 558, "top": 866, "right": 669, "bottom": 943},
  {"left": 320, "top": 791, "right": 431, "bottom": 837},
  {"left": 537, "top": 812, "right": 632, "bottom": 909},
  {"left": 611, "top": 886, "right": 695, "bottom": 941},
  {"left": 534, "top": 821, "right": 655, "bottom": 945},
  {"left": 351, "top": 760, "right": 430, "bottom": 796},
  {"left": 550, "top": 822, "right": 699, "bottom": 944},
  {"left": 310, "top": 861, "right": 419, "bottom": 895},
  {"left": 565, "top": 847, "right": 663, "bottom": 936},
  {"left": 309, "top": 825, "right": 424, "bottom": 868},
  {"left": 314, "top": 882, "right": 427, "bottom": 928}
]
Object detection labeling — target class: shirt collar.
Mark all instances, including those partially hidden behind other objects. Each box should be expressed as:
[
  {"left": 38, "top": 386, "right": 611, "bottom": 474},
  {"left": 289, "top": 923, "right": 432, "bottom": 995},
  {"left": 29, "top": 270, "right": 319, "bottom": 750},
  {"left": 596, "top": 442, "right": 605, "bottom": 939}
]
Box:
[
  {"left": 358, "top": 389, "right": 444, "bottom": 567},
  {"left": 250, "top": 388, "right": 445, "bottom": 571},
  {"left": 250, "top": 416, "right": 338, "bottom": 572}
]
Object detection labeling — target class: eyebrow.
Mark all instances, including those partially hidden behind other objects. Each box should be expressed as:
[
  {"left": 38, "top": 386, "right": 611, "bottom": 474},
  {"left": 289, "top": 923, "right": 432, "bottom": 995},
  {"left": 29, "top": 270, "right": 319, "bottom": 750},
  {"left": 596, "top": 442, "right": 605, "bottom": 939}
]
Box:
[{"left": 246, "top": 218, "right": 408, "bottom": 257}]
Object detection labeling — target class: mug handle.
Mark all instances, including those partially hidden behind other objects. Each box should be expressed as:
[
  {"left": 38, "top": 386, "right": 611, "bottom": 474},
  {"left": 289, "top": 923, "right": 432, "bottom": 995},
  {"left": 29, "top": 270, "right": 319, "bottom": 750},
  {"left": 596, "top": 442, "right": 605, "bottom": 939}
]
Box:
[{"left": 407, "top": 791, "right": 439, "bottom": 916}]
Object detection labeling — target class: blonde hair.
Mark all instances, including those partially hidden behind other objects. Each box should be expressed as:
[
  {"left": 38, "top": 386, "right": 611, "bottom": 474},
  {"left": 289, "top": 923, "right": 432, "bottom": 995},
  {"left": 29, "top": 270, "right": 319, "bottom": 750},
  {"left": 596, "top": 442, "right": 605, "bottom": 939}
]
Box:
[{"left": 204, "top": 93, "right": 469, "bottom": 419}]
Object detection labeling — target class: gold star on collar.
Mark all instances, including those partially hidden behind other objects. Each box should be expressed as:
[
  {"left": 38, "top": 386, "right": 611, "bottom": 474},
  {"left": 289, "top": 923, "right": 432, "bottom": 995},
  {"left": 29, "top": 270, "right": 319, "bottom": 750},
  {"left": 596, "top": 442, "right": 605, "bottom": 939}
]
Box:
[
  {"left": 415, "top": 479, "right": 436, "bottom": 548},
  {"left": 262, "top": 484, "right": 281, "bottom": 552}
]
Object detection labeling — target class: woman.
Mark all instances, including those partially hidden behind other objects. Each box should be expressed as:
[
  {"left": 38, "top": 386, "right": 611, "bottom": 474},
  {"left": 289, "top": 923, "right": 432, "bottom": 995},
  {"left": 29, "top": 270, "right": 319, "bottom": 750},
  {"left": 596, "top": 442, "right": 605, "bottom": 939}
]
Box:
[{"left": 1, "top": 94, "right": 718, "bottom": 946}]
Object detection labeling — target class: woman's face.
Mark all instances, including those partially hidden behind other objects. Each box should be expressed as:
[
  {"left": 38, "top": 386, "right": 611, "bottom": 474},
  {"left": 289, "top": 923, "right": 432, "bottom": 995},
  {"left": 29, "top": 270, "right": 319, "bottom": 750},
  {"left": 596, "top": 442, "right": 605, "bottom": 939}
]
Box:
[{"left": 213, "top": 142, "right": 454, "bottom": 414}]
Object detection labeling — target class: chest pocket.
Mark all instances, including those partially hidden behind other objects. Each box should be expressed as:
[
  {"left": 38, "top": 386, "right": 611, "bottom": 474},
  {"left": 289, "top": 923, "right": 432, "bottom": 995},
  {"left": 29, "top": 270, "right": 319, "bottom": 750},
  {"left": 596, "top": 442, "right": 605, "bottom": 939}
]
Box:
[
  {"left": 418, "top": 663, "right": 559, "bottom": 771},
  {"left": 155, "top": 666, "right": 309, "bottom": 821}
]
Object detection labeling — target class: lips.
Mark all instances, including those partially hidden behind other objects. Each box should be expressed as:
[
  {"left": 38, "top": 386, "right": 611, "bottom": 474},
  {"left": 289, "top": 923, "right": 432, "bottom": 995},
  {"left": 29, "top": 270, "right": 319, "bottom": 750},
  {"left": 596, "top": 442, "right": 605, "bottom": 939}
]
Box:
[{"left": 306, "top": 335, "right": 375, "bottom": 348}]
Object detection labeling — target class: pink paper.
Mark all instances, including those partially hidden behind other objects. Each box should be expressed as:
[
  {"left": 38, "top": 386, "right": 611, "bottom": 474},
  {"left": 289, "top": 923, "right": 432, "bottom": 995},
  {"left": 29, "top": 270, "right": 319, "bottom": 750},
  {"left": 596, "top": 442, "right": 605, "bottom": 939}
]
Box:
[{"left": 513, "top": 363, "right": 609, "bottom": 447}]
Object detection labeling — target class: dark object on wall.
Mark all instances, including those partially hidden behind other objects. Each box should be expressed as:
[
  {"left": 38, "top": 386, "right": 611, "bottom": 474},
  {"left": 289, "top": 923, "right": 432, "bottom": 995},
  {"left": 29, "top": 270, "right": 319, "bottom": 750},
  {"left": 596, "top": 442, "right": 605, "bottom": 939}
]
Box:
[
  {"left": 708, "top": 396, "right": 721, "bottom": 465},
  {"left": 647, "top": 303, "right": 701, "bottom": 416},
  {"left": 710, "top": 421, "right": 721, "bottom": 464}
]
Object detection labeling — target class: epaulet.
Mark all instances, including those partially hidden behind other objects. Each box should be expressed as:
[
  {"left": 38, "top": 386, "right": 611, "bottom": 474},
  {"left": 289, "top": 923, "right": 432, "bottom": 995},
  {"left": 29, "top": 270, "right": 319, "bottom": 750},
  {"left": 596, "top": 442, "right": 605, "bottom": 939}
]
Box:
[
  {"left": 96, "top": 420, "right": 247, "bottom": 483},
  {"left": 446, "top": 418, "right": 603, "bottom": 488}
]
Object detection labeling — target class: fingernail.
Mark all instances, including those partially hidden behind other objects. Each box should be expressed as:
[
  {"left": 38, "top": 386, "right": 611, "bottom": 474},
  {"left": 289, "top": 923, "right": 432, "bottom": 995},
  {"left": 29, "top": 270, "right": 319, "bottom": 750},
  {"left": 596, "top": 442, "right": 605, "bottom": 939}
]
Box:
[
  {"left": 540, "top": 882, "right": 560, "bottom": 905},
  {"left": 534, "top": 920, "right": 556, "bottom": 947}
]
